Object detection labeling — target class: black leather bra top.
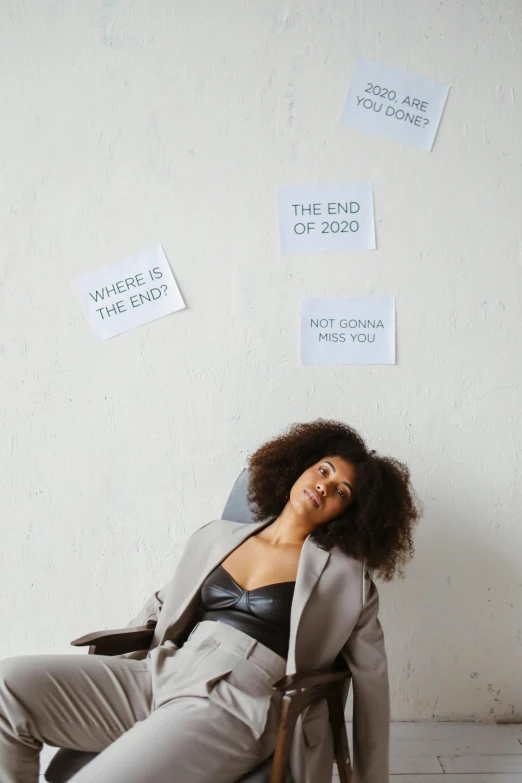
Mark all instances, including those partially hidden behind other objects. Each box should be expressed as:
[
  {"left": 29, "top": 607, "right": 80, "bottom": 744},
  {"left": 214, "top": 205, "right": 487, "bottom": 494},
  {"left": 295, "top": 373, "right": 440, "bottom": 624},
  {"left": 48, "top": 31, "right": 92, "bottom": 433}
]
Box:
[{"left": 199, "top": 564, "right": 296, "bottom": 660}]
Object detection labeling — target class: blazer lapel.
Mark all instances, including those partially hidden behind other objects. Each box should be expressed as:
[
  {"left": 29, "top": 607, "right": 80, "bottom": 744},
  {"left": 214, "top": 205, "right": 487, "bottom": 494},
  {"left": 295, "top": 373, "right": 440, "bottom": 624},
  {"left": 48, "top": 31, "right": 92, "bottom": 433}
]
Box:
[
  {"left": 287, "top": 536, "right": 330, "bottom": 674},
  {"left": 157, "top": 519, "right": 274, "bottom": 646}
]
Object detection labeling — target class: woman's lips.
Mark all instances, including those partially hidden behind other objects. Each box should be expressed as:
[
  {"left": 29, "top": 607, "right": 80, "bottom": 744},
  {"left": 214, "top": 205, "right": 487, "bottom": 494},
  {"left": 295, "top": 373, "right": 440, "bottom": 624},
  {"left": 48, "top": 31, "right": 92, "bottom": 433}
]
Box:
[{"left": 304, "top": 488, "right": 320, "bottom": 508}]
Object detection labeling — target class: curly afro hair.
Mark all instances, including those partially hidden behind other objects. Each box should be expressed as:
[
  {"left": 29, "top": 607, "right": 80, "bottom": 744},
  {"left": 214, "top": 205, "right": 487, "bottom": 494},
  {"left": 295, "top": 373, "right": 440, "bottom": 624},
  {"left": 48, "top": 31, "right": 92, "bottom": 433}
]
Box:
[{"left": 247, "top": 419, "right": 421, "bottom": 582}]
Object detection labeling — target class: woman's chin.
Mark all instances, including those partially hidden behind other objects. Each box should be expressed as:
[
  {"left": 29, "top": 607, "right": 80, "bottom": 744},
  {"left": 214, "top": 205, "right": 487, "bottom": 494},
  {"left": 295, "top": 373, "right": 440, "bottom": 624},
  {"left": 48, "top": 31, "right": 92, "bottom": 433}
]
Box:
[{"left": 295, "top": 501, "right": 320, "bottom": 520}]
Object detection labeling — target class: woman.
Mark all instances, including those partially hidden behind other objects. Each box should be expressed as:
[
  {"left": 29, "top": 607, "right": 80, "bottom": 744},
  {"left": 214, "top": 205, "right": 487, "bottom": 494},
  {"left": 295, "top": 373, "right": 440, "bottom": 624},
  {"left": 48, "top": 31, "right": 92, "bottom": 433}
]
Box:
[{"left": 0, "top": 419, "right": 420, "bottom": 783}]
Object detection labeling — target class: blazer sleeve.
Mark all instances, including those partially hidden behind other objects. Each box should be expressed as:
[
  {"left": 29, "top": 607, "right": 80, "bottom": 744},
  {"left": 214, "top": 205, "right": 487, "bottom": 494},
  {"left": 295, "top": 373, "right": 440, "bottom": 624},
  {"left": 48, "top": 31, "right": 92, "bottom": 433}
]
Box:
[
  {"left": 341, "top": 574, "right": 390, "bottom": 783},
  {"left": 124, "top": 519, "right": 218, "bottom": 629},
  {"left": 124, "top": 584, "right": 169, "bottom": 629}
]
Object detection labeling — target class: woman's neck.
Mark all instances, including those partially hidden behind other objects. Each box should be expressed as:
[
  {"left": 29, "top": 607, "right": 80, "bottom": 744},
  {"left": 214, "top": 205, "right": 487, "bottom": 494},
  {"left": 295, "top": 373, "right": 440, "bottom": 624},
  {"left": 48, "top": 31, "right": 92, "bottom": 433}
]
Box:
[{"left": 260, "top": 507, "right": 313, "bottom": 547}]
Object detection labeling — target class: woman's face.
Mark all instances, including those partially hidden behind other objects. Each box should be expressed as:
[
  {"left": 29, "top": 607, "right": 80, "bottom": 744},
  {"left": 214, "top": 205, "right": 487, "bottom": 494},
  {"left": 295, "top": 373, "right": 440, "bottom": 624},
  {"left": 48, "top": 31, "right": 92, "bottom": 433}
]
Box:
[{"left": 289, "top": 456, "right": 357, "bottom": 525}]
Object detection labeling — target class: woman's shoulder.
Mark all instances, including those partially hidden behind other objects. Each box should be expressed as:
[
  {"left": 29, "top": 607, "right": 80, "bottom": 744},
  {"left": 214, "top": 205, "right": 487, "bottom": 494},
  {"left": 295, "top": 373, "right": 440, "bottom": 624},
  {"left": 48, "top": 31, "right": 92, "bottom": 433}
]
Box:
[
  {"left": 188, "top": 519, "right": 222, "bottom": 540},
  {"left": 329, "top": 544, "right": 375, "bottom": 608},
  {"left": 188, "top": 518, "right": 242, "bottom": 541}
]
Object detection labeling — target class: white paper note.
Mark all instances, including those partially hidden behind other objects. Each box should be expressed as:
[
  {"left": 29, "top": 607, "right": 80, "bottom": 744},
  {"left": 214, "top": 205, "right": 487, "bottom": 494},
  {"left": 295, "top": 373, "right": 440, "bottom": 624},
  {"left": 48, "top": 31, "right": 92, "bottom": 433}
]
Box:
[
  {"left": 277, "top": 182, "right": 375, "bottom": 255},
  {"left": 75, "top": 245, "right": 185, "bottom": 340},
  {"left": 300, "top": 297, "right": 396, "bottom": 365},
  {"left": 341, "top": 60, "right": 450, "bottom": 151}
]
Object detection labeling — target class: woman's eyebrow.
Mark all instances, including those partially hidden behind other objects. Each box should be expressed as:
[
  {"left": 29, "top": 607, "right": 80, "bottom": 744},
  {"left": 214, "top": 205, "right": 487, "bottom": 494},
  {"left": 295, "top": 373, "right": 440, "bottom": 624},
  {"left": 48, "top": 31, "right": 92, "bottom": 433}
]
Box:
[{"left": 323, "top": 461, "right": 353, "bottom": 494}]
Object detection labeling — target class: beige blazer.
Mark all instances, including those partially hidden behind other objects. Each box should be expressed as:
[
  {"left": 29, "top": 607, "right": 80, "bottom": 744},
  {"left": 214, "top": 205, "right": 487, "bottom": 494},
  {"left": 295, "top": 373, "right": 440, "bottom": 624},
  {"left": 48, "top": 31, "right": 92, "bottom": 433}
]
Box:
[{"left": 126, "top": 518, "right": 390, "bottom": 783}]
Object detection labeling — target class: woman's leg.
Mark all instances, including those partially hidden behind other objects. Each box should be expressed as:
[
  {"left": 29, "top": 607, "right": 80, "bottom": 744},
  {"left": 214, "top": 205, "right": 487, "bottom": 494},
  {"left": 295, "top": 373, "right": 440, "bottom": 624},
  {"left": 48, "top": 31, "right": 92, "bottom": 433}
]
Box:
[
  {"left": 66, "top": 622, "right": 286, "bottom": 783},
  {"left": 0, "top": 653, "right": 153, "bottom": 783},
  {"left": 67, "top": 694, "right": 280, "bottom": 783}
]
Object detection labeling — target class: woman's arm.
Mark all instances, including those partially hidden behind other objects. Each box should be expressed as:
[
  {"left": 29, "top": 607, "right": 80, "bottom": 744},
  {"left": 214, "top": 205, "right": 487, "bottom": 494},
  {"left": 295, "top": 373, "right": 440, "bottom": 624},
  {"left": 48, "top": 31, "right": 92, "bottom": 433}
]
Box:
[{"left": 342, "top": 577, "right": 390, "bottom": 783}]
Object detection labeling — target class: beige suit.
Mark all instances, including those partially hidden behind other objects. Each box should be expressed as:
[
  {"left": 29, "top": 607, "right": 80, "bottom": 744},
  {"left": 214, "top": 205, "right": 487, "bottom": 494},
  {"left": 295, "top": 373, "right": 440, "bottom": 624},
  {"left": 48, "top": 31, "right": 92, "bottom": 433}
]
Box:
[
  {"left": 126, "top": 517, "right": 390, "bottom": 783},
  {"left": 0, "top": 518, "right": 389, "bottom": 783}
]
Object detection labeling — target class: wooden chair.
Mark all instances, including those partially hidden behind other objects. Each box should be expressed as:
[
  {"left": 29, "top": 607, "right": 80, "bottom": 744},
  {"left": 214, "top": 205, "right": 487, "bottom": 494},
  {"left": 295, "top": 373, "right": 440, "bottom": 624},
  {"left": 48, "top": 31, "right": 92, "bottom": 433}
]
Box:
[{"left": 45, "top": 470, "right": 353, "bottom": 783}]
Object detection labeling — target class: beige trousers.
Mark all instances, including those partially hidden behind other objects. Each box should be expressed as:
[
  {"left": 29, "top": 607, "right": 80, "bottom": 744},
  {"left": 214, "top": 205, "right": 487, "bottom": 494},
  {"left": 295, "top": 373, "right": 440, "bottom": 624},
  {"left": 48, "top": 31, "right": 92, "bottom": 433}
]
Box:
[{"left": 0, "top": 620, "right": 287, "bottom": 783}]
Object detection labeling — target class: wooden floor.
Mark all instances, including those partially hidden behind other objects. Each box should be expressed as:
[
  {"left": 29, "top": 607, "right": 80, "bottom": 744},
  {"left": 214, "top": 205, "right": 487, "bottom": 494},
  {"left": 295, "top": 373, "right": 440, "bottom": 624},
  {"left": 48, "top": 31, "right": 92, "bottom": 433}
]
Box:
[
  {"left": 334, "top": 723, "right": 522, "bottom": 783},
  {"left": 40, "top": 722, "right": 522, "bottom": 781}
]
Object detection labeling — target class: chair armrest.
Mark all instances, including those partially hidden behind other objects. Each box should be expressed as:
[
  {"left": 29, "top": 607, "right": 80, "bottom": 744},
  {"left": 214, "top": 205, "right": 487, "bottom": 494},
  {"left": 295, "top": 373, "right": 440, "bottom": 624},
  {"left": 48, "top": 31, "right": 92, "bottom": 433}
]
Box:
[
  {"left": 71, "top": 626, "right": 155, "bottom": 656},
  {"left": 269, "top": 666, "right": 353, "bottom": 780},
  {"left": 272, "top": 667, "right": 351, "bottom": 692}
]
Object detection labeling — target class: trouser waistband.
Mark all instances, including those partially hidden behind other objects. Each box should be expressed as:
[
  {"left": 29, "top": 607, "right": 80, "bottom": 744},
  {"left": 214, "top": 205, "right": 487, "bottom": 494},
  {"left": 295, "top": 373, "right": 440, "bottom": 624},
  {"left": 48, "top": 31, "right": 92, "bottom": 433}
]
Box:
[{"left": 186, "top": 620, "right": 287, "bottom": 677}]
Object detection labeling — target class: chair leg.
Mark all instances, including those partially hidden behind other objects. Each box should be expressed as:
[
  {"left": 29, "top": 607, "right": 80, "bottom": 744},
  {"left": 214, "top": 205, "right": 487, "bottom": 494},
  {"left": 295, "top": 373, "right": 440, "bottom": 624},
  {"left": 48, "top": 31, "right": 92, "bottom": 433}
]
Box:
[
  {"left": 327, "top": 691, "right": 352, "bottom": 783},
  {"left": 269, "top": 695, "right": 299, "bottom": 783}
]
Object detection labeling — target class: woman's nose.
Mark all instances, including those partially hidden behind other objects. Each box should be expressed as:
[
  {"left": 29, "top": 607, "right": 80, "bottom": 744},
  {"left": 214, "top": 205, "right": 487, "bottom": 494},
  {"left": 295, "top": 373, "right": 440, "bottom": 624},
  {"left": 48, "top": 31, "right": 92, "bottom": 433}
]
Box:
[{"left": 316, "top": 483, "right": 327, "bottom": 496}]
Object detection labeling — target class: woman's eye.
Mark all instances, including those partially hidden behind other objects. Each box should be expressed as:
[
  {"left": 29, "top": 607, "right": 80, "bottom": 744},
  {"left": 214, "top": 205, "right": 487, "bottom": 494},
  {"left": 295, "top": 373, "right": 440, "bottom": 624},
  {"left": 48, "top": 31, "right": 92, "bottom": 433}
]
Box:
[
  {"left": 319, "top": 467, "right": 327, "bottom": 475},
  {"left": 338, "top": 489, "right": 345, "bottom": 499}
]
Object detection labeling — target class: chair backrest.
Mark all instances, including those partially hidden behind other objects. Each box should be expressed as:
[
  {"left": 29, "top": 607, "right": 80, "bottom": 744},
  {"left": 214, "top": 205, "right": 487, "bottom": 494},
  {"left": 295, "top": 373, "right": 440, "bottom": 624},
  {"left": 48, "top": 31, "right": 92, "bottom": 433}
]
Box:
[{"left": 221, "top": 468, "right": 258, "bottom": 523}]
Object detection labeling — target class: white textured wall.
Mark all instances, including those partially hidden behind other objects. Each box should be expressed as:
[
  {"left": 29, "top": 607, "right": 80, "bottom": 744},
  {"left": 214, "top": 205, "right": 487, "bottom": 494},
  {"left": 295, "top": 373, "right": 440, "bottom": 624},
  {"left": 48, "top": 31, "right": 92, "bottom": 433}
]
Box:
[{"left": 0, "top": 0, "right": 521, "bottom": 722}]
